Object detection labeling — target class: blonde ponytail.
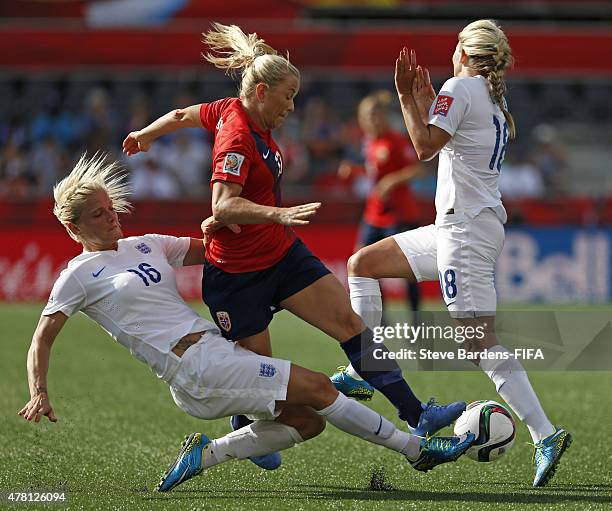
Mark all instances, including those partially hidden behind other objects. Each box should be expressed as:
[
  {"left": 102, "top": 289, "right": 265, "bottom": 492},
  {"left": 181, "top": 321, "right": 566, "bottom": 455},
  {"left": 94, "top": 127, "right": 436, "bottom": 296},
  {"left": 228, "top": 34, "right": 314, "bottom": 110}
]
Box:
[{"left": 202, "top": 23, "right": 300, "bottom": 99}]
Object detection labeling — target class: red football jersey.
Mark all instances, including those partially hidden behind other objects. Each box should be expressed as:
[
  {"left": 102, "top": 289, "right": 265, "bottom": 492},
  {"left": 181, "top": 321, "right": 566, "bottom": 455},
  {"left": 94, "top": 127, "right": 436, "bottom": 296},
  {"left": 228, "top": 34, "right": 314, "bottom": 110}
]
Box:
[
  {"left": 200, "top": 98, "right": 295, "bottom": 273},
  {"left": 362, "top": 130, "right": 419, "bottom": 228}
]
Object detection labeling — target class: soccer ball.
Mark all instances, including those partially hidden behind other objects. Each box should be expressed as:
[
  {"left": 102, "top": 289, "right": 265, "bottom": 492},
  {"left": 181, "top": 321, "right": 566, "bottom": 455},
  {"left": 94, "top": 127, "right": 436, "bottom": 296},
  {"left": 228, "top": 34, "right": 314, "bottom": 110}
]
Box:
[{"left": 453, "top": 400, "right": 516, "bottom": 462}]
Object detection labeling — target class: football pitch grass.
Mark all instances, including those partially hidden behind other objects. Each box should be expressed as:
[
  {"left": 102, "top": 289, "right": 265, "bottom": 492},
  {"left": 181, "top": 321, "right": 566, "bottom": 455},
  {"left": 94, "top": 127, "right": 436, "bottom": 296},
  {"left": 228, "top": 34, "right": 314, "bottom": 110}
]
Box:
[{"left": 1, "top": 302, "right": 611, "bottom": 510}]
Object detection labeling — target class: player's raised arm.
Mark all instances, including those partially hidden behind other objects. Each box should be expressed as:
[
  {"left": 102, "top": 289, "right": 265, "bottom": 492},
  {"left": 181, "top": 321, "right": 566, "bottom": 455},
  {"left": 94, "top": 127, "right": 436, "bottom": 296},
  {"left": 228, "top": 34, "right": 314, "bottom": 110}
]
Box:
[
  {"left": 412, "top": 65, "right": 437, "bottom": 124},
  {"left": 18, "top": 311, "right": 68, "bottom": 423},
  {"left": 122, "top": 104, "right": 203, "bottom": 156}
]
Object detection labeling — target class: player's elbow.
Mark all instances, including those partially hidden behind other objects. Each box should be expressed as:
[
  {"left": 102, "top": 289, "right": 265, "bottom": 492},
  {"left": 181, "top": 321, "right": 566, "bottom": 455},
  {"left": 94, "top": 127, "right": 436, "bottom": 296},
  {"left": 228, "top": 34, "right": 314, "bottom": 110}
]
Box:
[
  {"left": 415, "top": 145, "right": 438, "bottom": 162},
  {"left": 212, "top": 199, "right": 231, "bottom": 224},
  {"left": 172, "top": 107, "right": 199, "bottom": 128}
]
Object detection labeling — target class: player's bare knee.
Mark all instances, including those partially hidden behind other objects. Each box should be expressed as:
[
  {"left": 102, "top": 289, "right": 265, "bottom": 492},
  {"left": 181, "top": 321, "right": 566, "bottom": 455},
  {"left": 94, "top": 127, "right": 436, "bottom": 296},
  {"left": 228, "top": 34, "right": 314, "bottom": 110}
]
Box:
[
  {"left": 347, "top": 249, "right": 372, "bottom": 277},
  {"left": 278, "top": 405, "right": 326, "bottom": 440},
  {"left": 299, "top": 413, "right": 326, "bottom": 440}
]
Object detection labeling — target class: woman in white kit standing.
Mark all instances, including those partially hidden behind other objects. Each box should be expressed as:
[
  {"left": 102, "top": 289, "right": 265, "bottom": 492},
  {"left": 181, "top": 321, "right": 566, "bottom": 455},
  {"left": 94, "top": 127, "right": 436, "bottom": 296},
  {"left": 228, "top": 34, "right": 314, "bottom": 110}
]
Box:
[
  {"left": 17, "top": 153, "right": 474, "bottom": 493},
  {"left": 344, "top": 20, "right": 572, "bottom": 487}
]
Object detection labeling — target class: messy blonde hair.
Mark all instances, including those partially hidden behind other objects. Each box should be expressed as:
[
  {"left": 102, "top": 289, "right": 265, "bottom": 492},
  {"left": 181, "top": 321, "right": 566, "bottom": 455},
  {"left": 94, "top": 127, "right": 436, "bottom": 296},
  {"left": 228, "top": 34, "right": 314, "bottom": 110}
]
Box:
[
  {"left": 53, "top": 153, "right": 131, "bottom": 242},
  {"left": 459, "top": 19, "right": 516, "bottom": 138},
  {"left": 202, "top": 22, "right": 300, "bottom": 99}
]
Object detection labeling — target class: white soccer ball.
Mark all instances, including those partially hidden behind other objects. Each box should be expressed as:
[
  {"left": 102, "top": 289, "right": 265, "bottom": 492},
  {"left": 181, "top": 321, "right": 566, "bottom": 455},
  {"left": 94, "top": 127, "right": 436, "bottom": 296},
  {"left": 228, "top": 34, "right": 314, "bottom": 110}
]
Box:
[{"left": 453, "top": 400, "right": 516, "bottom": 462}]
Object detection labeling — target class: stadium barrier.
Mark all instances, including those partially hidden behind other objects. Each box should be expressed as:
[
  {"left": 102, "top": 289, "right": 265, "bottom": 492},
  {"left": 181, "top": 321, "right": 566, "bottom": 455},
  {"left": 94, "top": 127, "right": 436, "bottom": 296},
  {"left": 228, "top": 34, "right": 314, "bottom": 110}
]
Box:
[{"left": 1, "top": 225, "right": 609, "bottom": 303}]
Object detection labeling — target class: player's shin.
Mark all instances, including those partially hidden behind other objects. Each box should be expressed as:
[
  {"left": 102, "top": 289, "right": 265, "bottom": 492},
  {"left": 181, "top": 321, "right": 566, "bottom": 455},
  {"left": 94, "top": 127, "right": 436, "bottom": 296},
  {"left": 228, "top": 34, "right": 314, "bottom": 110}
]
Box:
[
  {"left": 479, "top": 345, "right": 555, "bottom": 443},
  {"left": 316, "top": 393, "right": 421, "bottom": 459},
  {"left": 348, "top": 276, "right": 383, "bottom": 330},
  {"left": 344, "top": 277, "right": 384, "bottom": 382},
  {"left": 340, "top": 328, "right": 423, "bottom": 426},
  {"left": 205, "top": 421, "right": 304, "bottom": 468}
]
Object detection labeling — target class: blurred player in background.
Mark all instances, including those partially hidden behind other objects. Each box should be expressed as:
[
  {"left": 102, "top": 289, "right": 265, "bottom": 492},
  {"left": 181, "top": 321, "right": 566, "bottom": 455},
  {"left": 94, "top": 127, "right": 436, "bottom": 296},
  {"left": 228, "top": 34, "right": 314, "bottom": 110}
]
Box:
[
  {"left": 17, "top": 153, "right": 475, "bottom": 492},
  {"left": 334, "top": 89, "right": 424, "bottom": 387},
  {"left": 345, "top": 20, "right": 572, "bottom": 487},
  {"left": 123, "top": 22, "right": 466, "bottom": 468}
]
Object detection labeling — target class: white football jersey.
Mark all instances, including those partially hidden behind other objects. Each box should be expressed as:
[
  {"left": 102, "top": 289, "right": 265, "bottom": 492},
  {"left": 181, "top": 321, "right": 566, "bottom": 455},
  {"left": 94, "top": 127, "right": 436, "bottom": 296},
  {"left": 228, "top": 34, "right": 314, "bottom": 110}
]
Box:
[
  {"left": 43, "top": 234, "right": 214, "bottom": 381},
  {"left": 429, "top": 75, "right": 508, "bottom": 225}
]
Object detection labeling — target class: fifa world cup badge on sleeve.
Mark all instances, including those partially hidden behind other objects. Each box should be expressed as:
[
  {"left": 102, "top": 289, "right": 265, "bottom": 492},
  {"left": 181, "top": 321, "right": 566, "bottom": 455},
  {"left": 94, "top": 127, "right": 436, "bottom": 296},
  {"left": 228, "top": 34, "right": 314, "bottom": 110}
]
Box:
[
  {"left": 216, "top": 311, "right": 232, "bottom": 332},
  {"left": 223, "top": 153, "right": 245, "bottom": 176},
  {"left": 434, "top": 95, "right": 454, "bottom": 117}
]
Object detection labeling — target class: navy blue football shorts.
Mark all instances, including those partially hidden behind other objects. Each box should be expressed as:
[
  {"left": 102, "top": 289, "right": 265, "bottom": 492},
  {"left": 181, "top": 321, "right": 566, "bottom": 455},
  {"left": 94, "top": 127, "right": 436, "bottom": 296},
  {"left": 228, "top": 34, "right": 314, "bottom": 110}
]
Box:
[{"left": 202, "top": 238, "right": 331, "bottom": 341}]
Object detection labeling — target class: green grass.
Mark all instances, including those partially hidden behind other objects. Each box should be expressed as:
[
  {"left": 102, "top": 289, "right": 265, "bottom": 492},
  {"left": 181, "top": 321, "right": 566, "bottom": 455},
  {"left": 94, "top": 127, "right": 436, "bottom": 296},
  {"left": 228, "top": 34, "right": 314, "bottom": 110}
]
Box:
[{"left": 1, "top": 303, "right": 611, "bottom": 510}]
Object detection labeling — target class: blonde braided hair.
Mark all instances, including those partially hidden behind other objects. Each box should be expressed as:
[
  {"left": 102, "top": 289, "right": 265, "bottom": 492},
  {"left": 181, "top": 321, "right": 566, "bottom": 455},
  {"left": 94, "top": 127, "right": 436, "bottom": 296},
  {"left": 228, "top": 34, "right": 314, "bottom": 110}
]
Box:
[{"left": 459, "top": 19, "right": 516, "bottom": 138}]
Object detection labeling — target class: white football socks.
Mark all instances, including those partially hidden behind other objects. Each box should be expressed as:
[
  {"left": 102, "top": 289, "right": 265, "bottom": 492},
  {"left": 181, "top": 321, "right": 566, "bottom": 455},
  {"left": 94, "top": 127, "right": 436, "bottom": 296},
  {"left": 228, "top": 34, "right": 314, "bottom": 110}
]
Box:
[
  {"left": 203, "top": 421, "right": 304, "bottom": 468},
  {"left": 348, "top": 276, "right": 383, "bottom": 330},
  {"left": 346, "top": 276, "right": 383, "bottom": 381},
  {"left": 316, "top": 393, "right": 421, "bottom": 460},
  {"left": 479, "top": 345, "right": 555, "bottom": 443},
  {"left": 201, "top": 394, "right": 425, "bottom": 469}
]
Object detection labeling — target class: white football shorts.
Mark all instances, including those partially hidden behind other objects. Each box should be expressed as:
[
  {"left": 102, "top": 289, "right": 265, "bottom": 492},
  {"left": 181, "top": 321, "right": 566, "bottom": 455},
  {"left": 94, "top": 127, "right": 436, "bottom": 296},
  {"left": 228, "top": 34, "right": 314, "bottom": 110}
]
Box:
[
  {"left": 393, "top": 207, "right": 505, "bottom": 317},
  {"left": 168, "top": 329, "right": 291, "bottom": 421}
]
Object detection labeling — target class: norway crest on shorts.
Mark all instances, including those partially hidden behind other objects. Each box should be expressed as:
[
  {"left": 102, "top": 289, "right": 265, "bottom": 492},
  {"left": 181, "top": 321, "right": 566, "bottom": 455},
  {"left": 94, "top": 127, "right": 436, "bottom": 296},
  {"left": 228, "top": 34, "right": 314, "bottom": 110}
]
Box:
[{"left": 216, "top": 311, "right": 232, "bottom": 332}]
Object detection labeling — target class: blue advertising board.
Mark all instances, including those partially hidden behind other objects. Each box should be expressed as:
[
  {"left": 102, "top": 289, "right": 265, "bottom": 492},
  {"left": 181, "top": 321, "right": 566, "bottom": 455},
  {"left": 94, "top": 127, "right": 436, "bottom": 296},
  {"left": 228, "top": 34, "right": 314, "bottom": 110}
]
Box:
[{"left": 497, "top": 228, "right": 611, "bottom": 303}]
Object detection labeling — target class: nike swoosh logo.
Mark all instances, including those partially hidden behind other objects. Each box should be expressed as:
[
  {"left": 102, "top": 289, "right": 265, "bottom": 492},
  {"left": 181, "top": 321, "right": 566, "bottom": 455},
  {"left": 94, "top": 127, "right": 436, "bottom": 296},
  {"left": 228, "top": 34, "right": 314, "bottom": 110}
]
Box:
[
  {"left": 92, "top": 267, "right": 106, "bottom": 278},
  {"left": 374, "top": 415, "right": 383, "bottom": 435},
  {"left": 262, "top": 149, "right": 270, "bottom": 159}
]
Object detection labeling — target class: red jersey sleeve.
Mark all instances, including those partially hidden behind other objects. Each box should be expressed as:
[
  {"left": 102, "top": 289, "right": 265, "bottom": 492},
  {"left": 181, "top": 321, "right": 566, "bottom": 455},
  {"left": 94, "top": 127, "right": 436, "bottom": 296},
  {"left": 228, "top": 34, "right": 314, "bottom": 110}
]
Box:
[
  {"left": 211, "top": 132, "right": 256, "bottom": 187},
  {"left": 199, "top": 98, "right": 234, "bottom": 131}
]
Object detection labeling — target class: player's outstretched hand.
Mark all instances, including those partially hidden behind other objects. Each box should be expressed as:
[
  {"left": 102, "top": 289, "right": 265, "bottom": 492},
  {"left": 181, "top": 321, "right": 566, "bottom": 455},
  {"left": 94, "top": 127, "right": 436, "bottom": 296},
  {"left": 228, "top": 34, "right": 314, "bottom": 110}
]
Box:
[
  {"left": 413, "top": 65, "right": 437, "bottom": 123},
  {"left": 18, "top": 394, "right": 57, "bottom": 423},
  {"left": 395, "top": 47, "right": 418, "bottom": 96},
  {"left": 122, "top": 131, "right": 151, "bottom": 156},
  {"left": 201, "top": 216, "right": 241, "bottom": 245},
  {"left": 277, "top": 202, "right": 321, "bottom": 226}
]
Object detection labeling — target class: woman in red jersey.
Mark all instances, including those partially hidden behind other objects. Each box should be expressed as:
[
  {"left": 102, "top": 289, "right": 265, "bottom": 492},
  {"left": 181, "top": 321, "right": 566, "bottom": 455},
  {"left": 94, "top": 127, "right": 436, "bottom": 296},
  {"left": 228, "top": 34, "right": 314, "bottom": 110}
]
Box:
[
  {"left": 339, "top": 90, "right": 424, "bottom": 319},
  {"left": 123, "top": 23, "right": 464, "bottom": 453}
]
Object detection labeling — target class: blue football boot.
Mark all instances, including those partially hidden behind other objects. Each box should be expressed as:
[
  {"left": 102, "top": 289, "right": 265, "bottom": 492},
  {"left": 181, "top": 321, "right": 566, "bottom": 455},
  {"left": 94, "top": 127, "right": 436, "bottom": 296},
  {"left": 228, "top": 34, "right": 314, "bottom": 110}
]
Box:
[
  {"left": 330, "top": 366, "right": 375, "bottom": 401},
  {"left": 533, "top": 427, "right": 572, "bottom": 487},
  {"left": 157, "top": 432, "right": 208, "bottom": 492},
  {"left": 409, "top": 433, "right": 475, "bottom": 472},
  {"left": 410, "top": 398, "right": 466, "bottom": 437},
  {"left": 230, "top": 415, "right": 281, "bottom": 470}
]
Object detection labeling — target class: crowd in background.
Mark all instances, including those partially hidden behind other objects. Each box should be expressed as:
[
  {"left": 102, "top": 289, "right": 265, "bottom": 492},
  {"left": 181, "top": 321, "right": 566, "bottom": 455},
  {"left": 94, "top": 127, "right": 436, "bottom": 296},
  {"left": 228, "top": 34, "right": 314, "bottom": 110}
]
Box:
[{"left": 0, "top": 80, "right": 572, "bottom": 202}]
